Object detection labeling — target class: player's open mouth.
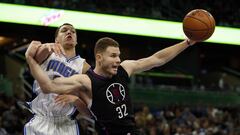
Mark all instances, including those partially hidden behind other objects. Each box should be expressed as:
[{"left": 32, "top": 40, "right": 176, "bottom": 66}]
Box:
[
  {"left": 66, "top": 35, "right": 72, "bottom": 40},
  {"left": 112, "top": 65, "right": 118, "bottom": 71}
]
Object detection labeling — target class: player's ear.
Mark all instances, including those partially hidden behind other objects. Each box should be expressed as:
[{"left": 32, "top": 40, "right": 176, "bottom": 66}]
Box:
[
  {"left": 55, "top": 37, "right": 59, "bottom": 43},
  {"left": 95, "top": 53, "right": 102, "bottom": 61}
]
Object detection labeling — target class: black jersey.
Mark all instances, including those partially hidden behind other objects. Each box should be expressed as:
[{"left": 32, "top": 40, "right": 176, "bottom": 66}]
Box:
[{"left": 87, "top": 66, "right": 139, "bottom": 135}]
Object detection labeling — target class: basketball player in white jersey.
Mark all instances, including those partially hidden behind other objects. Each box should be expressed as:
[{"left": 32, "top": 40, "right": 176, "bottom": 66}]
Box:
[{"left": 24, "top": 23, "right": 90, "bottom": 135}]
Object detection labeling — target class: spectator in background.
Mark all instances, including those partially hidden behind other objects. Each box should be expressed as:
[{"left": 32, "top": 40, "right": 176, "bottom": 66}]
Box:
[{"left": 218, "top": 73, "right": 227, "bottom": 91}]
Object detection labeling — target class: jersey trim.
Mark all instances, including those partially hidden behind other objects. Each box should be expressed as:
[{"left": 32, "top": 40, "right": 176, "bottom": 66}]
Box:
[
  {"left": 68, "top": 107, "right": 77, "bottom": 117},
  {"left": 88, "top": 68, "right": 109, "bottom": 80},
  {"left": 67, "top": 55, "right": 80, "bottom": 62}
]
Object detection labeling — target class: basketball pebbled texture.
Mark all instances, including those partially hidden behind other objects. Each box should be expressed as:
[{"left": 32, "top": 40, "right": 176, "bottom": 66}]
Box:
[{"left": 183, "top": 9, "right": 215, "bottom": 41}]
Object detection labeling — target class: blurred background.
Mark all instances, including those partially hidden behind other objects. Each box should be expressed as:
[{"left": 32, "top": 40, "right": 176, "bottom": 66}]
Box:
[{"left": 0, "top": 0, "right": 240, "bottom": 135}]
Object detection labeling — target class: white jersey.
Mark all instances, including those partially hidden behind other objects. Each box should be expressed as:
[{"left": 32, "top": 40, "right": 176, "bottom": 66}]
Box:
[{"left": 30, "top": 53, "right": 85, "bottom": 117}]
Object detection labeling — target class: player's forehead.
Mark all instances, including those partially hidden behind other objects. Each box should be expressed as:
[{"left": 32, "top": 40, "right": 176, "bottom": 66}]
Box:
[
  {"left": 105, "top": 46, "right": 120, "bottom": 55},
  {"left": 59, "top": 24, "right": 75, "bottom": 31}
]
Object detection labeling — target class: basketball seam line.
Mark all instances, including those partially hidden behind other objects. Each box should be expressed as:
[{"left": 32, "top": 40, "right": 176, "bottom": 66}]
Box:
[
  {"left": 186, "top": 15, "right": 210, "bottom": 29},
  {"left": 183, "top": 27, "right": 213, "bottom": 31},
  {"left": 202, "top": 14, "right": 214, "bottom": 40},
  {"left": 185, "top": 15, "right": 210, "bottom": 40},
  {"left": 204, "top": 13, "right": 214, "bottom": 40}
]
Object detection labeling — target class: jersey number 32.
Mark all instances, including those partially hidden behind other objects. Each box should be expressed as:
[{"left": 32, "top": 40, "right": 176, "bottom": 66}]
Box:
[{"left": 116, "top": 104, "right": 128, "bottom": 119}]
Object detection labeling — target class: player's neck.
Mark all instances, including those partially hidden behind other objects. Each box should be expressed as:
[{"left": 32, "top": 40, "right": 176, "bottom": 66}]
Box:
[
  {"left": 64, "top": 49, "right": 76, "bottom": 59},
  {"left": 94, "top": 66, "right": 113, "bottom": 78}
]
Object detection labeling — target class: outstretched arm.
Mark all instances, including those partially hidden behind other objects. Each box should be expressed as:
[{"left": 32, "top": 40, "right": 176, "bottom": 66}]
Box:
[{"left": 121, "top": 39, "right": 196, "bottom": 76}]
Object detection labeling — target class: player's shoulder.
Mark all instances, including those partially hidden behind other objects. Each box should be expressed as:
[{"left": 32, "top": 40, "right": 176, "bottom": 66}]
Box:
[
  {"left": 120, "top": 60, "right": 134, "bottom": 67},
  {"left": 120, "top": 60, "right": 136, "bottom": 76}
]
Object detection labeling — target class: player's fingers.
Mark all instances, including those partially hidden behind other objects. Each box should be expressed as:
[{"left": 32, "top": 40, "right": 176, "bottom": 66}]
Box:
[
  {"left": 51, "top": 45, "right": 59, "bottom": 55},
  {"left": 56, "top": 95, "right": 74, "bottom": 105},
  {"left": 47, "top": 44, "right": 52, "bottom": 53},
  {"left": 29, "top": 41, "right": 40, "bottom": 48},
  {"left": 55, "top": 98, "right": 65, "bottom": 105},
  {"left": 57, "top": 43, "right": 66, "bottom": 55},
  {"left": 63, "top": 102, "right": 70, "bottom": 108},
  {"left": 56, "top": 98, "right": 70, "bottom": 107},
  {"left": 31, "top": 40, "right": 41, "bottom": 45},
  {"left": 55, "top": 44, "right": 62, "bottom": 56},
  {"left": 55, "top": 95, "right": 63, "bottom": 102},
  {"left": 186, "top": 39, "right": 197, "bottom": 46},
  {"left": 45, "top": 43, "right": 54, "bottom": 52},
  {"left": 56, "top": 101, "right": 67, "bottom": 107},
  {"left": 26, "top": 41, "right": 41, "bottom": 57},
  {"left": 55, "top": 95, "right": 67, "bottom": 102},
  {"left": 56, "top": 45, "right": 61, "bottom": 56}
]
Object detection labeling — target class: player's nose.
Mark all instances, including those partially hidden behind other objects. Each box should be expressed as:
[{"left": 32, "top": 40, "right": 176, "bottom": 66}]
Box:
[
  {"left": 66, "top": 30, "right": 72, "bottom": 35},
  {"left": 116, "top": 57, "right": 121, "bottom": 63}
]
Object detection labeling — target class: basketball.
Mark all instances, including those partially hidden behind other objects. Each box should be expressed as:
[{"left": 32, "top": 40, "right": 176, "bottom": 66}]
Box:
[{"left": 183, "top": 9, "right": 215, "bottom": 42}]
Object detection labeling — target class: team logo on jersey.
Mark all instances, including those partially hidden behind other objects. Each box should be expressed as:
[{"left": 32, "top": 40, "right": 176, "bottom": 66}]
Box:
[
  {"left": 47, "top": 59, "right": 78, "bottom": 77},
  {"left": 106, "top": 83, "right": 125, "bottom": 104}
]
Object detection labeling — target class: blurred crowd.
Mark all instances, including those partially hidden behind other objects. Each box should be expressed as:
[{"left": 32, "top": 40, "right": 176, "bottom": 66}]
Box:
[
  {"left": 134, "top": 105, "right": 240, "bottom": 135},
  {"left": 1, "top": 0, "right": 240, "bottom": 27},
  {"left": 0, "top": 92, "right": 29, "bottom": 135},
  {"left": 0, "top": 91, "right": 92, "bottom": 135}
]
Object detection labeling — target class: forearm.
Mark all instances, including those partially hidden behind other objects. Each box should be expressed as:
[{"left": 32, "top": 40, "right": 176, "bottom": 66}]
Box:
[
  {"left": 28, "top": 56, "right": 78, "bottom": 94},
  {"left": 121, "top": 40, "right": 194, "bottom": 75},
  {"left": 152, "top": 40, "right": 190, "bottom": 66},
  {"left": 34, "top": 45, "right": 51, "bottom": 64},
  {"left": 26, "top": 56, "right": 53, "bottom": 93}
]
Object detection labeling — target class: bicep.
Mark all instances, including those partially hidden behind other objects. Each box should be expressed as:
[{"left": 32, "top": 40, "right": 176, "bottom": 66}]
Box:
[{"left": 51, "top": 75, "right": 84, "bottom": 94}]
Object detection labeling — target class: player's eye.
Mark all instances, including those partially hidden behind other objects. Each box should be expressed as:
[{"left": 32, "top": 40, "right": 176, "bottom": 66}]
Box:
[
  {"left": 71, "top": 30, "right": 76, "bottom": 33},
  {"left": 111, "top": 54, "right": 115, "bottom": 57},
  {"left": 61, "top": 28, "right": 67, "bottom": 32}
]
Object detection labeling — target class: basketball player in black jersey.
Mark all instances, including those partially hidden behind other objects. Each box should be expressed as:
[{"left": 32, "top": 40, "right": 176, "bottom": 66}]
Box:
[{"left": 25, "top": 37, "right": 196, "bottom": 135}]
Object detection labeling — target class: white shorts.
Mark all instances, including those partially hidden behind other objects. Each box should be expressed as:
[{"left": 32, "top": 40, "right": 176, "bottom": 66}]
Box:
[{"left": 24, "top": 115, "right": 80, "bottom": 135}]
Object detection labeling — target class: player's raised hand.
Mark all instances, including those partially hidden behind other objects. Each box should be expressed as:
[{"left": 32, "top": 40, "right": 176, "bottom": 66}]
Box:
[
  {"left": 25, "top": 40, "right": 41, "bottom": 59},
  {"left": 42, "top": 43, "right": 65, "bottom": 56}
]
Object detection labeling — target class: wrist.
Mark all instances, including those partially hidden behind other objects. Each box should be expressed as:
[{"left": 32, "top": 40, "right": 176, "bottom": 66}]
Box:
[
  {"left": 25, "top": 55, "right": 33, "bottom": 63},
  {"left": 186, "top": 39, "right": 191, "bottom": 46},
  {"left": 186, "top": 39, "right": 197, "bottom": 46}
]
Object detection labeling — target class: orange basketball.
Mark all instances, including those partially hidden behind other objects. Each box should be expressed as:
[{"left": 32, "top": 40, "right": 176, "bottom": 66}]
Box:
[{"left": 183, "top": 9, "right": 215, "bottom": 42}]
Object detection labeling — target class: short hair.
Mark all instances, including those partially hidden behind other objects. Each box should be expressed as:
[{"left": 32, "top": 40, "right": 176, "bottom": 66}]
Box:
[
  {"left": 94, "top": 37, "right": 119, "bottom": 56},
  {"left": 54, "top": 23, "right": 74, "bottom": 39}
]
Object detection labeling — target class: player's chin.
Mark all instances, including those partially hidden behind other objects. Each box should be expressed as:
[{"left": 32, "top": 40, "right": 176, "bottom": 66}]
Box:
[
  {"left": 111, "top": 68, "right": 118, "bottom": 75},
  {"left": 64, "top": 41, "right": 75, "bottom": 46}
]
